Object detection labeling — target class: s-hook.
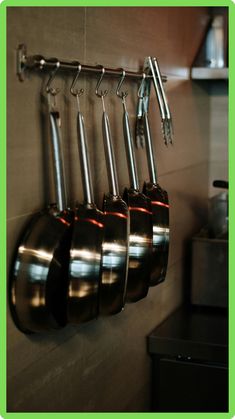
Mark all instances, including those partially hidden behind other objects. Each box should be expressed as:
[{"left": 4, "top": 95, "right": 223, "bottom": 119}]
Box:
[
  {"left": 70, "top": 61, "right": 84, "bottom": 111},
  {"left": 95, "top": 66, "right": 108, "bottom": 113},
  {"left": 116, "top": 69, "right": 128, "bottom": 111},
  {"left": 46, "top": 59, "right": 61, "bottom": 110}
]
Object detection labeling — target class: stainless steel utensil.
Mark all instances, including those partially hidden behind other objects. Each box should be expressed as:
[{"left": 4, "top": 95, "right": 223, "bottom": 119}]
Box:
[
  {"left": 96, "top": 68, "right": 129, "bottom": 315},
  {"left": 117, "top": 70, "right": 153, "bottom": 302},
  {"left": 139, "top": 75, "right": 170, "bottom": 285},
  {"left": 67, "top": 65, "right": 104, "bottom": 324},
  {"left": 148, "top": 56, "right": 173, "bottom": 146},
  {"left": 10, "top": 62, "right": 73, "bottom": 333}
]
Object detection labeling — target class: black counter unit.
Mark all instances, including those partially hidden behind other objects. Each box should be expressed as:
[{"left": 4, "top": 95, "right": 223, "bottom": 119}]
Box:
[{"left": 148, "top": 306, "right": 228, "bottom": 412}]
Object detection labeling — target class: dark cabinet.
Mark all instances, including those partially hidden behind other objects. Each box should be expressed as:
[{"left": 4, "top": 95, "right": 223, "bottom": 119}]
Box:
[{"left": 148, "top": 306, "right": 228, "bottom": 412}]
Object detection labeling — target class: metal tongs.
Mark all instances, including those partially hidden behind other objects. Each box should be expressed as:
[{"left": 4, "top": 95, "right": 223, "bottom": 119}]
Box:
[{"left": 136, "top": 56, "right": 173, "bottom": 147}]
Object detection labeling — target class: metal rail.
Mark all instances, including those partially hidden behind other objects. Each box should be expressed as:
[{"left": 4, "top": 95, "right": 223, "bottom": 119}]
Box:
[{"left": 17, "top": 44, "right": 167, "bottom": 83}]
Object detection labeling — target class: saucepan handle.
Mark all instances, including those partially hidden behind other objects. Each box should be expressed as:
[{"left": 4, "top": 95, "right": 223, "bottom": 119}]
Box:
[
  {"left": 143, "top": 111, "right": 158, "bottom": 185},
  {"left": 49, "top": 110, "right": 67, "bottom": 212},
  {"left": 102, "top": 111, "right": 119, "bottom": 196},
  {"left": 77, "top": 111, "right": 94, "bottom": 205},
  {"left": 123, "top": 107, "right": 139, "bottom": 191}
]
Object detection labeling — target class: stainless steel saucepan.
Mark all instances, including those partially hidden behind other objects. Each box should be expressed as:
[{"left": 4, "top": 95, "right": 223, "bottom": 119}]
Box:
[
  {"left": 139, "top": 74, "right": 170, "bottom": 285},
  {"left": 10, "top": 62, "right": 73, "bottom": 333},
  {"left": 95, "top": 68, "right": 129, "bottom": 315},
  {"left": 67, "top": 65, "right": 104, "bottom": 324},
  {"left": 116, "top": 70, "right": 153, "bottom": 302}
]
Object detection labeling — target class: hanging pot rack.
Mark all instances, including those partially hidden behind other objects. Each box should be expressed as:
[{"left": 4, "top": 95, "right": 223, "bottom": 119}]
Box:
[
  {"left": 17, "top": 44, "right": 167, "bottom": 83},
  {"left": 17, "top": 44, "right": 173, "bottom": 146}
]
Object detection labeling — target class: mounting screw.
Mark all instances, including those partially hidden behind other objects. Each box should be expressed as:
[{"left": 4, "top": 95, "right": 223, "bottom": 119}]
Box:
[{"left": 17, "top": 44, "right": 27, "bottom": 82}]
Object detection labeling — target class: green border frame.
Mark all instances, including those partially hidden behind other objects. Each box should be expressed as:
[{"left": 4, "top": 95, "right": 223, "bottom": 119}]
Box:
[{"left": 0, "top": 0, "right": 233, "bottom": 418}]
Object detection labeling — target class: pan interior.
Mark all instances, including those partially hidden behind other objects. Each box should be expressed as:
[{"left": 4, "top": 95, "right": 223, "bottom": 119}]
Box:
[
  {"left": 10, "top": 209, "right": 73, "bottom": 333},
  {"left": 143, "top": 182, "right": 170, "bottom": 285},
  {"left": 123, "top": 188, "right": 153, "bottom": 302},
  {"left": 67, "top": 204, "right": 104, "bottom": 324},
  {"left": 99, "top": 193, "right": 129, "bottom": 315}
]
